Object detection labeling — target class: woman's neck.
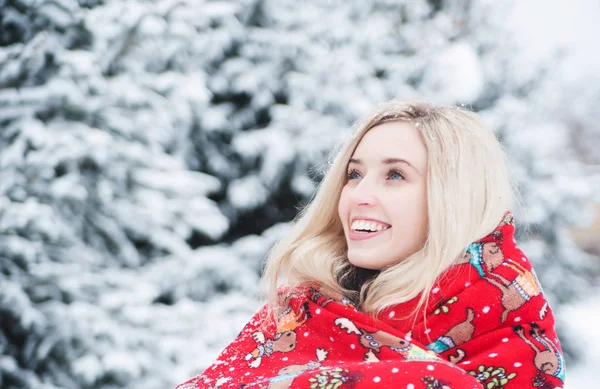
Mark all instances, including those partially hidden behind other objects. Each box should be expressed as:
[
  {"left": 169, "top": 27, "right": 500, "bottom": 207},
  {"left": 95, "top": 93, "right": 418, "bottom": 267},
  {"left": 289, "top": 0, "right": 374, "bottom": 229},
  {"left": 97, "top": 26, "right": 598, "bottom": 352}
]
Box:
[{"left": 344, "top": 265, "right": 381, "bottom": 293}]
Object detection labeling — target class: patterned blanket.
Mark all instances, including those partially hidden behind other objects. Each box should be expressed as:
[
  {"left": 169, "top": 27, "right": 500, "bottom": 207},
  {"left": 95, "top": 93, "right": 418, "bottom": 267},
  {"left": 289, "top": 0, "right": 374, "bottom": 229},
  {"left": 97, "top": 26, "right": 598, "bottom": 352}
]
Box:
[{"left": 175, "top": 212, "right": 565, "bottom": 389}]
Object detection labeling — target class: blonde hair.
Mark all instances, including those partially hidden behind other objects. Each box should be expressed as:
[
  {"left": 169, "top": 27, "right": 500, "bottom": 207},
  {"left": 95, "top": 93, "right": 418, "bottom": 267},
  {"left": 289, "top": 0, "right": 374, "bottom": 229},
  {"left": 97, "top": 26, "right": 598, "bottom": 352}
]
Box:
[{"left": 260, "top": 99, "right": 516, "bottom": 324}]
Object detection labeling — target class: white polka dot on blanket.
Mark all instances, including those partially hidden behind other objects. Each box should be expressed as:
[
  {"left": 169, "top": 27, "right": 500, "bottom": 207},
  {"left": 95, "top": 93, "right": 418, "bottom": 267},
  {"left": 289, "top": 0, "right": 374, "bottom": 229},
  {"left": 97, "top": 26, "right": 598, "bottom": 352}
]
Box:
[
  {"left": 502, "top": 338, "right": 509, "bottom": 342},
  {"left": 392, "top": 367, "right": 399, "bottom": 373},
  {"left": 427, "top": 365, "right": 435, "bottom": 371},
  {"left": 482, "top": 306, "right": 490, "bottom": 313},
  {"left": 514, "top": 362, "right": 522, "bottom": 367},
  {"left": 373, "top": 377, "right": 381, "bottom": 383},
  {"left": 489, "top": 353, "right": 498, "bottom": 358},
  {"left": 407, "top": 384, "right": 415, "bottom": 389},
  {"left": 388, "top": 311, "right": 395, "bottom": 318}
]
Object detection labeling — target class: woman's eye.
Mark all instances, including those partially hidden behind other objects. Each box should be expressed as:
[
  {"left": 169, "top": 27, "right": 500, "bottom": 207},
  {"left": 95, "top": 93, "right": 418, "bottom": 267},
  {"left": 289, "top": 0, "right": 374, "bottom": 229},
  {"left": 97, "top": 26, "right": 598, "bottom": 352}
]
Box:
[
  {"left": 346, "top": 169, "right": 404, "bottom": 181},
  {"left": 388, "top": 169, "right": 405, "bottom": 180},
  {"left": 347, "top": 169, "right": 360, "bottom": 180}
]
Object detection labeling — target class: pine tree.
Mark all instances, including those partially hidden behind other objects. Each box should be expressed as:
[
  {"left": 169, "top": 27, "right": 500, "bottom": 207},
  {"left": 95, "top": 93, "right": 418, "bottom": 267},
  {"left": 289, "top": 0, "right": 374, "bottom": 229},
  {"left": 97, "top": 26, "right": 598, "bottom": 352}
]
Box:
[{"left": 1, "top": 0, "right": 597, "bottom": 387}]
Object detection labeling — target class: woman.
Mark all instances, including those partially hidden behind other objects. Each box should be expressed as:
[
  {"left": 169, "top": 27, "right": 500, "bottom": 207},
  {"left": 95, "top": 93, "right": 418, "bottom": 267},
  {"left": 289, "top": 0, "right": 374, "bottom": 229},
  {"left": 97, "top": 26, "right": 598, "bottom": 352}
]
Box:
[{"left": 175, "top": 100, "right": 565, "bottom": 389}]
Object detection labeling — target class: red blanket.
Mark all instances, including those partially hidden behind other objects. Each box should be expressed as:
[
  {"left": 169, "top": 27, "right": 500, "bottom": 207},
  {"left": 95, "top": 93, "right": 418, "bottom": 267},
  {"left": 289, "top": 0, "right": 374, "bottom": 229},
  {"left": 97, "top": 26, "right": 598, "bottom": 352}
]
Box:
[{"left": 176, "top": 212, "right": 565, "bottom": 389}]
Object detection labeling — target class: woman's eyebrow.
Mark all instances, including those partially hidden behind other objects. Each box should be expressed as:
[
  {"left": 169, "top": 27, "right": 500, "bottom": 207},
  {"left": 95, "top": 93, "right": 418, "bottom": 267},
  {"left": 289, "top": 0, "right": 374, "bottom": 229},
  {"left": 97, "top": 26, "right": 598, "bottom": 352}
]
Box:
[{"left": 348, "top": 157, "right": 421, "bottom": 175}]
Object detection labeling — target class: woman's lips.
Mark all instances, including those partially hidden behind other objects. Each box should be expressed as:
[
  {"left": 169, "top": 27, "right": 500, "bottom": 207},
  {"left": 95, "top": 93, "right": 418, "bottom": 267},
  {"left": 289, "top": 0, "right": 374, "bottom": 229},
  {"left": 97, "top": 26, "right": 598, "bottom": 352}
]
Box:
[{"left": 349, "top": 228, "right": 391, "bottom": 241}]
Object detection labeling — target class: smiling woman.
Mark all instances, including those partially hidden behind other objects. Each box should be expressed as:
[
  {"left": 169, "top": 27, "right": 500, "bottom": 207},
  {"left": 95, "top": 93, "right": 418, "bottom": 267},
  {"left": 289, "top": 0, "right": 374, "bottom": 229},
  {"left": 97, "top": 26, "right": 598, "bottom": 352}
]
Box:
[
  {"left": 339, "top": 121, "right": 429, "bottom": 271},
  {"left": 262, "top": 100, "right": 514, "bottom": 315},
  {"left": 175, "top": 100, "right": 565, "bottom": 389}
]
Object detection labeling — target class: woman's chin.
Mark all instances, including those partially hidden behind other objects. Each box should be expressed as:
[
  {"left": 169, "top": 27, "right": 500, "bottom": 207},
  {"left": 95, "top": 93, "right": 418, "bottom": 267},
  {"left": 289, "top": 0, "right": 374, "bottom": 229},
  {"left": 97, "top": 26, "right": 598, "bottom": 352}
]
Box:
[{"left": 347, "top": 256, "right": 384, "bottom": 270}]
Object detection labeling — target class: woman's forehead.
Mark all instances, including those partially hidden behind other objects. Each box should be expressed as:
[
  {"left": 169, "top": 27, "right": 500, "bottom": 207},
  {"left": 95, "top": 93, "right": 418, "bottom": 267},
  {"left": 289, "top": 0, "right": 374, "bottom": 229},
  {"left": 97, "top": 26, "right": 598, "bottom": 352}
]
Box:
[{"left": 350, "top": 122, "right": 427, "bottom": 171}]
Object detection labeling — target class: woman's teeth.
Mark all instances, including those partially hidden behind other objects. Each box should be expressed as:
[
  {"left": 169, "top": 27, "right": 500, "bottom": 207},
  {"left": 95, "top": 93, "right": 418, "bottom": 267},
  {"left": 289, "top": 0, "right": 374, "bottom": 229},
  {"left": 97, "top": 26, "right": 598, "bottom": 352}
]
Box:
[{"left": 350, "top": 220, "right": 391, "bottom": 232}]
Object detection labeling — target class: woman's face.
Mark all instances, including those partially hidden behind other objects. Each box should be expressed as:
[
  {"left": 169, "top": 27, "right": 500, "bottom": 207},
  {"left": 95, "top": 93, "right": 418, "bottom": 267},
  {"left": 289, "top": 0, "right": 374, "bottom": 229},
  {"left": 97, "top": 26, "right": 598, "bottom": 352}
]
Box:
[{"left": 338, "top": 121, "right": 429, "bottom": 270}]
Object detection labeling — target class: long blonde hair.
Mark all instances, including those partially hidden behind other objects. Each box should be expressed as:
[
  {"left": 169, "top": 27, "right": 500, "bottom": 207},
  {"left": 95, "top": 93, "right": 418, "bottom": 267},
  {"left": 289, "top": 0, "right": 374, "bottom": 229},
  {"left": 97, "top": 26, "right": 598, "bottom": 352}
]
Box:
[{"left": 260, "top": 99, "right": 516, "bottom": 322}]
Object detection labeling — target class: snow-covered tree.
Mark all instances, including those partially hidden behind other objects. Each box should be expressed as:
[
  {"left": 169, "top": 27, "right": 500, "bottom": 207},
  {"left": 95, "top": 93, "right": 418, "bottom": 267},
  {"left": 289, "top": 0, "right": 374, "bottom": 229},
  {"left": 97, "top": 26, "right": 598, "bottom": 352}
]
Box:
[{"left": 1, "top": 0, "right": 597, "bottom": 387}]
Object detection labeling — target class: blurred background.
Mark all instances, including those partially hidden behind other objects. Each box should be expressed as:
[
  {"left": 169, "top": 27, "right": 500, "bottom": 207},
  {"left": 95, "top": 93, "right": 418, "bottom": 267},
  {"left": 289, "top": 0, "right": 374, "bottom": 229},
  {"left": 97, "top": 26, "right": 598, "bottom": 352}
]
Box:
[{"left": 0, "top": 0, "right": 599, "bottom": 388}]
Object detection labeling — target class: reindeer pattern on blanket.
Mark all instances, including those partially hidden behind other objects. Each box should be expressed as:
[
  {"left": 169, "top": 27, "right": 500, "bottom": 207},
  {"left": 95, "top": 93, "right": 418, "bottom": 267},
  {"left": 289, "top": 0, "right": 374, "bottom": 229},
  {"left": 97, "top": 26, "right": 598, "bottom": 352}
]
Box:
[{"left": 175, "top": 212, "right": 565, "bottom": 389}]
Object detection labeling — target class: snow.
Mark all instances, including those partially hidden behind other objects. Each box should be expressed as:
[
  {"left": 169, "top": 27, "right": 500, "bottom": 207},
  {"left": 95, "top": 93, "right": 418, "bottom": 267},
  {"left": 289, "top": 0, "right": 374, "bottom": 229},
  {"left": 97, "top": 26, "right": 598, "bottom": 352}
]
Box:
[
  {"left": 420, "top": 43, "right": 485, "bottom": 103},
  {"left": 182, "top": 197, "right": 230, "bottom": 240},
  {"left": 51, "top": 174, "right": 89, "bottom": 202},
  {"left": 507, "top": 0, "right": 600, "bottom": 85},
  {"left": 560, "top": 288, "right": 600, "bottom": 388},
  {"left": 228, "top": 175, "right": 270, "bottom": 211},
  {"left": 72, "top": 354, "right": 103, "bottom": 386},
  {"left": 0, "top": 0, "right": 598, "bottom": 388},
  {"left": 38, "top": 2, "right": 76, "bottom": 29},
  {"left": 103, "top": 350, "right": 142, "bottom": 380},
  {"left": 291, "top": 175, "right": 316, "bottom": 198},
  {"left": 131, "top": 168, "right": 221, "bottom": 198}
]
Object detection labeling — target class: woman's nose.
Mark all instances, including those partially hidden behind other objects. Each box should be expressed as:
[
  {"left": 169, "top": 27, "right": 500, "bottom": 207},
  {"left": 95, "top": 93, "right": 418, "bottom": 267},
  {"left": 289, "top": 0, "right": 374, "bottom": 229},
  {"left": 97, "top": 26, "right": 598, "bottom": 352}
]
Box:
[{"left": 348, "top": 180, "right": 378, "bottom": 206}]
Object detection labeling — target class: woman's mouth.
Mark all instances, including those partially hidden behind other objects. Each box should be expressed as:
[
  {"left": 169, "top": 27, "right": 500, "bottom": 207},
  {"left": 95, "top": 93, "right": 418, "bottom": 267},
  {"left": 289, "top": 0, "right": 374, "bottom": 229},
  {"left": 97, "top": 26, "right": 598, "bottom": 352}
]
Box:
[{"left": 349, "top": 227, "right": 391, "bottom": 241}]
